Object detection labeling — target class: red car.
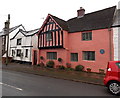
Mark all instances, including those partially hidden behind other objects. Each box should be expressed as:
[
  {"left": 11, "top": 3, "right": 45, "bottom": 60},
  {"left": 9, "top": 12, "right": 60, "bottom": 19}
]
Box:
[{"left": 104, "top": 61, "right": 120, "bottom": 95}]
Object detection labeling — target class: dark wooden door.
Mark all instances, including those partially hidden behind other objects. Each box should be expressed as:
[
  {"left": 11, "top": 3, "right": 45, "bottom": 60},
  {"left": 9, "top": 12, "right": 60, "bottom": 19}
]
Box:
[{"left": 34, "top": 51, "right": 37, "bottom": 65}]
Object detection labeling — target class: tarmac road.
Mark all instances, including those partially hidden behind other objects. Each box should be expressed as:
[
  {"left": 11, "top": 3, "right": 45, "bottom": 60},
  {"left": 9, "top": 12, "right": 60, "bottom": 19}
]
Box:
[{"left": 2, "top": 70, "right": 115, "bottom": 96}]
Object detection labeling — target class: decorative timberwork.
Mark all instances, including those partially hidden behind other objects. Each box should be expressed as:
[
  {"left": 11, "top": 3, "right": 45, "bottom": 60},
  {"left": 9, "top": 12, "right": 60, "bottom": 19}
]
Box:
[{"left": 38, "top": 17, "right": 64, "bottom": 49}]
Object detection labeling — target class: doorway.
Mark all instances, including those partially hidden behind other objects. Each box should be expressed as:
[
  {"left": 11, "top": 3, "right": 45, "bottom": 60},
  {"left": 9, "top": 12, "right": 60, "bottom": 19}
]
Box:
[{"left": 33, "top": 50, "right": 37, "bottom": 65}]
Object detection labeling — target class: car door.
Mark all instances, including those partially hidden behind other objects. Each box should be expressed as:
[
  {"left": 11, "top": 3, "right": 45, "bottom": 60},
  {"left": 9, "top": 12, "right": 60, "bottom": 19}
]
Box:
[{"left": 115, "top": 61, "right": 120, "bottom": 81}]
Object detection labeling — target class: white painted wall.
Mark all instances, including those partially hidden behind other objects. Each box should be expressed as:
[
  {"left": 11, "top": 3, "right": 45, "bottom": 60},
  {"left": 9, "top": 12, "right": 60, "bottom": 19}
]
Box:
[
  {"left": 32, "top": 34, "right": 38, "bottom": 49},
  {"left": 10, "top": 31, "right": 38, "bottom": 62},
  {"left": 113, "top": 27, "right": 120, "bottom": 61},
  {"left": 10, "top": 32, "right": 32, "bottom": 62},
  {"left": 4, "top": 25, "right": 25, "bottom": 57},
  {"left": 0, "top": 37, "right": 2, "bottom": 58},
  {"left": 113, "top": 8, "right": 120, "bottom": 61}
]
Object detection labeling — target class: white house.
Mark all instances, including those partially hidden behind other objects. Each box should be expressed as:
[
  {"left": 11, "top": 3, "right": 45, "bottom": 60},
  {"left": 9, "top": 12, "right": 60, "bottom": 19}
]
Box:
[
  {"left": 113, "top": 8, "right": 120, "bottom": 61},
  {"left": 0, "top": 32, "right": 4, "bottom": 58},
  {"left": 0, "top": 24, "right": 26, "bottom": 57},
  {"left": 10, "top": 28, "right": 39, "bottom": 63}
]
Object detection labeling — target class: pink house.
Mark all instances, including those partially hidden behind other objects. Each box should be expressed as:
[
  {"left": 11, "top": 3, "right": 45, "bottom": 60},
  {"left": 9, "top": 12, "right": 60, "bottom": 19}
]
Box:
[{"left": 33, "top": 6, "right": 117, "bottom": 72}]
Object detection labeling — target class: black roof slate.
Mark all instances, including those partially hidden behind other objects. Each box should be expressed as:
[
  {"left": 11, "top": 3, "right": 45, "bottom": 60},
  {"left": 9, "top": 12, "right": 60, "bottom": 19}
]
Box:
[
  {"left": 51, "top": 14, "right": 69, "bottom": 31},
  {"left": 50, "top": 6, "right": 116, "bottom": 33}
]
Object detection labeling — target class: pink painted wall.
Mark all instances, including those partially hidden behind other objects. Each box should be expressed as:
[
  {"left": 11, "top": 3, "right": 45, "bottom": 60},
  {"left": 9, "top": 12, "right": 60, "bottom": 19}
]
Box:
[
  {"left": 67, "top": 29, "right": 114, "bottom": 72},
  {"left": 39, "top": 49, "right": 68, "bottom": 67},
  {"left": 37, "top": 28, "right": 114, "bottom": 72}
]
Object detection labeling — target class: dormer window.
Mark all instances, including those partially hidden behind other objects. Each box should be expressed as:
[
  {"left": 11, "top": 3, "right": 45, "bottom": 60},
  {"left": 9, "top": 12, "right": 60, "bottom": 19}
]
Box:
[{"left": 17, "top": 38, "right": 22, "bottom": 45}]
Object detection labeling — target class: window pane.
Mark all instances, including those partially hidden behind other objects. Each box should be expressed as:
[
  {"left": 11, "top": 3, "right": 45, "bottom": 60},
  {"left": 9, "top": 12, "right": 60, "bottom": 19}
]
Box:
[
  {"left": 82, "top": 33, "right": 85, "bottom": 40},
  {"left": 17, "top": 38, "right": 22, "bottom": 45},
  {"left": 16, "top": 49, "right": 21, "bottom": 57},
  {"left": 47, "top": 52, "right": 57, "bottom": 60},
  {"left": 46, "top": 32, "right": 52, "bottom": 41},
  {"left": 83, "top": 51, "right": 95, "bottom": 61},
  {"left": 12, "top": 50, "right": 15, "bottom": 56},
  {"left": 25, "top": 49, "right": 28, "bottom": 57},
  {"left": 89, "top": 32, "right": 92, "bottom": 40},
  {"left": 71, "top": 53, "right": 78, "bottom": 61},
  {"left": 82, "top": 32, "right": 92, "bottom": 41}
]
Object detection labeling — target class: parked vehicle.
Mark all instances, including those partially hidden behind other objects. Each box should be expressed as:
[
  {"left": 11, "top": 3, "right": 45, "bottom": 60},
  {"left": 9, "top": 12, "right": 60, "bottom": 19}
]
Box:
[{"left": 104, "top": 61, "right": 120, "bottom": 95}]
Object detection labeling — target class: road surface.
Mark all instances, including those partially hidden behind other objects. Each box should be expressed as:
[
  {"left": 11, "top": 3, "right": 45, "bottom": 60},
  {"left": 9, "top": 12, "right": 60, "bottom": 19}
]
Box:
[{"left": 2, "top": 70, "right": 115, "bottom": 96}]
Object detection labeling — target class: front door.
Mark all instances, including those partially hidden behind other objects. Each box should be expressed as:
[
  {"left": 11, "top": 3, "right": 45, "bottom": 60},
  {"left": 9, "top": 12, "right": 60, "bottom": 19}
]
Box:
[{"left": 33, "top": 51, "right": 37, "bottom": 65}]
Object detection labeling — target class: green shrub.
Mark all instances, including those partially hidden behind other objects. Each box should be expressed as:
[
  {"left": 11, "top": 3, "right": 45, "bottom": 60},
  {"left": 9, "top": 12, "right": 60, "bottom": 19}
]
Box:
[
  {"left": 58, "top": 65, "right": 65, "bottom": 70},
  {"left": 75, "top": 65, "right": 84, "bottom": 71},
  {"left": 37, "top": 64, "right": 40, "bottom": 67},
  {"left": 46, "top": 61, "right": 55, "bottom": 68}
]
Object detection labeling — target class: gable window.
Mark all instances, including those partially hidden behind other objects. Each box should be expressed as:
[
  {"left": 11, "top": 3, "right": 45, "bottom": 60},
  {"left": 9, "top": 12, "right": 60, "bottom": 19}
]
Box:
[
  {"left": 17, "top": 38, "right": 22, "bottom": 45},
  {"left": 47, "top": 52, "right": 57, "bottom": 60},
  {"left": 82, "top": 32, "right": 92, "bottom": 41},
  {"left": 83, "top": 51, "right": 95, "bottom": 61},
  {"left": 71, "top": 53, "right": 78, "bottom": 62},
  {"left": 16, "top": 49, "right": 21, "bottom": 57},
  {"left": 25, "top": 49, "right": 28, "bottom": 57},
  {"left": 46, "top": 32, "right": 52, "bottom": 41}
]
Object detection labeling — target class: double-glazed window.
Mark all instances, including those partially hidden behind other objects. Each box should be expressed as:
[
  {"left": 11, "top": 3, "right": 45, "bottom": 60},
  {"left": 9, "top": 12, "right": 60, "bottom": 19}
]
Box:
[
  {"left": 46, "top": 32, "right": 52, "bottom": 41},
  {"left": 83, "top": 51, "right": 95, "bottom": 61},
  {"left": 71, "top": 53, "right": 78, "bottom": 62},
  {"left": 47, "top": 52, "right": 57, "bottom": 60},
  {"left": 17, "top": 38, "right": 22, "bottom": 45},
  {"left": 25, "top": 49, "right": 28, "bottom": 57},
  {"left": 16, "top": 49, "right": 21, "bottom": 57},
  {"left": 82, "top": 32, "right": 92, "bottom": 41}
]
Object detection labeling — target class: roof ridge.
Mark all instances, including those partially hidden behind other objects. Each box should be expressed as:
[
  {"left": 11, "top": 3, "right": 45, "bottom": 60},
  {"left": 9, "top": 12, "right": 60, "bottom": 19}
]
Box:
[
  {"left": 67, "top": 6, "right": 116, "bottom": 21},
  {"left": 9, "top": 24, "right": 26, "bottom": 32},
  {"left": 85, "top": 6, "right": 116, "bottom": 15}
]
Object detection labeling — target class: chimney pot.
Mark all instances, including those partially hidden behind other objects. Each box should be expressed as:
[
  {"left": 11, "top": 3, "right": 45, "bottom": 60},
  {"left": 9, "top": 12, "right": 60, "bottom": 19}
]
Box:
[{"left": 77, "top": 7, "right": 85, "bottom": 18}]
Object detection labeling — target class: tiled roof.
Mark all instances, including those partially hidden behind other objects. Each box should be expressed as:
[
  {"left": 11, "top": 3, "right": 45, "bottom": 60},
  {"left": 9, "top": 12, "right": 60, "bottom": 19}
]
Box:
[
  {"left": 50, "top": 14, "right": 68, "bottom": 31},
  {"left": 9, "top": 24, "right": 26, "bottom": 33},
  {"left": 22, "top": 28, "right": 39, "bottom": 36},
  {"left": 10, "top": 28, "right": 39, "bottom": 40},
  {"left": 50, "top": 6, "right": 116, "bottom": 33},
  {"left": 0, "top": 24, "right": 26, "bottom": 36}
]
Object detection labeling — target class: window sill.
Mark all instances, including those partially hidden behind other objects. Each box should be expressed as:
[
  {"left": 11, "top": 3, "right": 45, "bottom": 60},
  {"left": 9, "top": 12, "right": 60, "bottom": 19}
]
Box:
[
  {"left": 46, "top": 39, "right": 52, "bottom": 42},
  {"left": 82, "top": 40, "right": 92, "bottom": 41},
  {"left": 71, "top": 61, "right": 78, "bottom": 62},
  {"left": 83, "top": 60, "right": 95, "bottom": 62}
]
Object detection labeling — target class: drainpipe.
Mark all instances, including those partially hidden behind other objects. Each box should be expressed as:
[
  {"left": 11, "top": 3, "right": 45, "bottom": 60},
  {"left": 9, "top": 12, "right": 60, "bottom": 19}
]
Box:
[
  {"left": 108, "top": 28, "right": 112, "bottom": 61},
  {"left": 5, "top": 14, "right": 10, "bottom": 65}
]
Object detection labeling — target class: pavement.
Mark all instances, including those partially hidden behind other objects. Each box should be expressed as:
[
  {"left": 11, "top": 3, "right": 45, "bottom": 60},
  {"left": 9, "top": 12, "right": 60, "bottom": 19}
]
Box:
[{"left": 2, "top": 62, "right": 105, "bottom": 86}]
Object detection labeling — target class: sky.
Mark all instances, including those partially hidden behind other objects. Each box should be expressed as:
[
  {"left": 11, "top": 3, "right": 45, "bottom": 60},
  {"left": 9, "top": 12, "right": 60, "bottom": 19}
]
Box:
[{"left": 0, "top": 0, "right": 120, "bottom": 31}]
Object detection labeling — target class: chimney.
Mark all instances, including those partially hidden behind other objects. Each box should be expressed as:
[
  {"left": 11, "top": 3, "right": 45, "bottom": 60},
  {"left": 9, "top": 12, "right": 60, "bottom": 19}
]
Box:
[
  {"left": 4, "top": 21, "right": 9, "bottom": 29},
  {"left": 77, "top": 7, "right": 85, "bottom": 18},
  {"left": 4, "top": 14, "right": 10, "bottom": 34}
]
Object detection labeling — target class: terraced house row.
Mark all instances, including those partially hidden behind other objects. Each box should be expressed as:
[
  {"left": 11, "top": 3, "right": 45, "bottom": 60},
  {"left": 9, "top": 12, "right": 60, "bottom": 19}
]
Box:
[{"left": 1, "top": 6, "right": 120, "bottom": 72}]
